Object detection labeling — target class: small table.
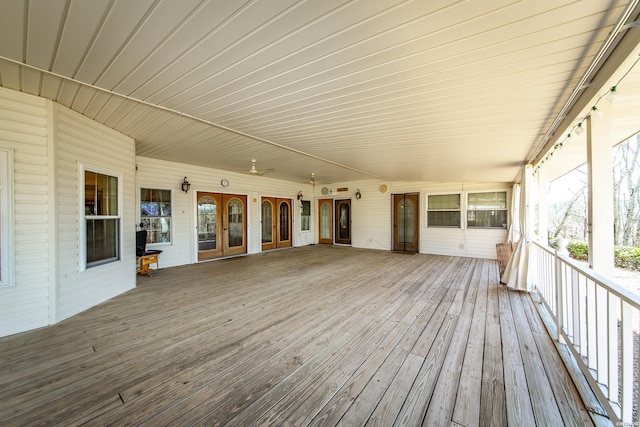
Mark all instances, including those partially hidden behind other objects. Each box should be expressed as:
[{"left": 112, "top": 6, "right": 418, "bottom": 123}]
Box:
[{"left": 137, "top": 253, "right": 159, "bottom": 276}]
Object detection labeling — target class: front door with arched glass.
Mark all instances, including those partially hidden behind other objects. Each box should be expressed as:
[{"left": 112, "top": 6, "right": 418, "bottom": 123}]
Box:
[
  {"left": 335, "top": 199, "right": 351, "bottom": 245},
  {"left": 261, "top": 197, "right": 292, "bottom": 251},
  {"left": 318, "top": 199, "right": 333, "bottom": 244},
  {"left": 197, "top": 192, "right": 247, "bottom": 260},
  {"left": 392, "top": 193, "right": 419, "bottom": 252}
]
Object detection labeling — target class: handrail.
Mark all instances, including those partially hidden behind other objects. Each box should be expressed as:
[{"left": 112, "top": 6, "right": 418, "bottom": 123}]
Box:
[{"left": 529, "top": 241, "right": 639, "bottom": 425}]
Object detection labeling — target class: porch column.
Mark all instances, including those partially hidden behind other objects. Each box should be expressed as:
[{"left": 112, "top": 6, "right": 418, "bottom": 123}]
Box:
[
  {"left": 536, "top": 167, "right": 549, "bottom": 245},
  {"left": 586, "top": 102, "right": 614, "bottom": 277}
]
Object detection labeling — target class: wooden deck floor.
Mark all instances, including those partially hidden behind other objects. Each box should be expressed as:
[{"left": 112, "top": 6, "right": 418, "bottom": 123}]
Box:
[{"left": 0, "top": 246, "right": 603, "bottom": 426}]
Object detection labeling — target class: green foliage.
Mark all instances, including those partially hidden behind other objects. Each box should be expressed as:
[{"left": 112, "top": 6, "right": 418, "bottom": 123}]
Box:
[
  {"left": 566, "top": 241, "right": 589, "bottom": 261},
  {"left": 561, "top": 240, "right": 640, "bottom": 271},
  {"left": 614, "top": 246, "right": 640, "bottom": 271}
]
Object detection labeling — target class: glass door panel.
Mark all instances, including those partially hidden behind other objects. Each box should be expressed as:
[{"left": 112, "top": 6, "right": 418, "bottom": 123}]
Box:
[
  {"left": 393, "top": 193, "right": 419, "bottom": 252},
  {"left": 277, "top": 199, "right": 292, "bottom": 247},
  {"left": 197, "top": 192, "right": 222, "bottom": 260},
  {"left": 223, "top": 194, "right": 247, "bottom": 256},
  {"left": 261, "top": 198, "right": 276, "bottom": 251},
  {"left": 318, "top": 199, "right": 333, "bottom": 244},
  {"left": 335, "top": 199, "right": 351, "bottom": 245}
]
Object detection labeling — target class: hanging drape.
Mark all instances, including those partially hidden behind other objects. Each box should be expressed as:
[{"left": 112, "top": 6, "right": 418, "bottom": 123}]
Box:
[
  {"left": 501, "top": 165, "right": 533, "bottom": 291},
  {"left": 507, "top": 183, "right": 521, "bottom": 243}
]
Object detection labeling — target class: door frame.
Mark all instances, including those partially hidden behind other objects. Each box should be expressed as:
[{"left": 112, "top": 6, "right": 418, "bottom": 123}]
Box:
[
  {"left": 318, "top": 198, "right": 333, "bottom": 244},
  {"left": 196, "top": 191, "right": 248, "bottom": 260},
  {"left": 261, "top": 197, "right": 277, "bottom": 251},
  {"left": 334, "top": 199, "right": 352, "bottom": 245},
  {"left": 392, "top": 192, "right": 420, "bottom": 253},
  {"left": 196, "top": 191, "right": 223, "bottom": 260},
  {"left": 261, "top": 196, "right": 293, "bottom": 251},
  {"left": 221, "top": 193, "right": 248, "bottom": 256}
]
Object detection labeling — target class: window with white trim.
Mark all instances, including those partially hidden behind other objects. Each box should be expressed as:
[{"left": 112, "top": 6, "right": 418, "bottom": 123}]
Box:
[
  {"left": 427, "top": 194, "right": 461, "bottom": 227},
  {"left": 467, "top": 191, "right": 508, "bottom": 228},
  {"left": 301, "top": 200, "right": 311, "bottom": 231},
  {"left": 140, "top": 188, "right": 172, "bottom": 243},
  {"left": 84, "top": 170, "right": 120, "bottom": 268},
  {"left": 0, "top": 149, "right": 13, "bottom": 287}
]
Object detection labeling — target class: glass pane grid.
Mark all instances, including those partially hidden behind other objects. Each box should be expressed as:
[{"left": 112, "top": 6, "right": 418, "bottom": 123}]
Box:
[{"left": 141, "top": 188, "right": 172, "bottom": 243}]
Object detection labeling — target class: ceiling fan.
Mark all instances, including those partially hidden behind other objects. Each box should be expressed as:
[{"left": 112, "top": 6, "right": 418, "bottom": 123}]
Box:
[
  {"left": 239, "top": 159, "right": 274, "bottom": 176},
  {"left": 306, "top": 172, "right": 328, "bottom": 186}
]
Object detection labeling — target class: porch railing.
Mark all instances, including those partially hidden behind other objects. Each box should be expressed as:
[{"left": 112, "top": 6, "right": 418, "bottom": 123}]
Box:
[{"left": 529, "top": 241, "right": 639, "bottom": 425}]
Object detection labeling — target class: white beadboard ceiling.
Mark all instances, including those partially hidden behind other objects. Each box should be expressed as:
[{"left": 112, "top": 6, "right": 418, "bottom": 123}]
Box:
[{"left": 1, "top": 0, "right": 639, "bottom": 185}]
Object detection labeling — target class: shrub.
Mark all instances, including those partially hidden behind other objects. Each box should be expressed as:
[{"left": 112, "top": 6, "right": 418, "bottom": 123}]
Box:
[
  {"left": 566, "top": 241, "right": 589, "bottom": 261},
  {"left": 559, "top": 240, "right": 640, "bottom": 271},
  {"left": 614, "top": 246, "right": 640, "bottom": 271}
]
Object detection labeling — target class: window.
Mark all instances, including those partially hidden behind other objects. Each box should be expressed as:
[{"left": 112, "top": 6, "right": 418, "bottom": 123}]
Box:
[
  {"left": 84, "top": 170, "right": 120, "bottom": 268},
  {"left": 0, "top": 149, "right": 13, "bottom": 287},
  {"left": 467, "top": 191, "right": 508, "bottom": 228},
  {"left": 427, "top": 194, "right": 461, "bottom": 227},
  {"left": 301, "top": 200, "right": 310, "bottom": 231},
  {"left": 140, "top": 189, "right": 171, "bottom": 243}
]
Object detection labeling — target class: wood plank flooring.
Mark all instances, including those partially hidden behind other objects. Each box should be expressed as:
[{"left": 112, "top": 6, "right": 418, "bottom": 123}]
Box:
[{"left": 0, "top": 245, "right": 603, "bottom": 426}]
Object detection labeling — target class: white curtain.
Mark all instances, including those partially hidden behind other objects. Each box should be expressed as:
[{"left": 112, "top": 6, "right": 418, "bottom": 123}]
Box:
[
  {"left": 501, "top": 165, "right": 533, "bottom": 291},
  {"left": 507, "top": 183, "right": 520, "bottom": 242}
]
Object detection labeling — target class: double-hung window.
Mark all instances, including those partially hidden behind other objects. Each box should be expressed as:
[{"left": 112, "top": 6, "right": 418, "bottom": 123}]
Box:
[
  {"left": 467, "top": 191, "right": 508, "bottom": 228},
  {"left": 427, "top": 194, "right": 461, "bottom": 227},
  {"left": 140, "top": 189, "right": 172, "bottom": 243},
  {"left": 84, "top": 170, "right": 120, "bottom": 268}
]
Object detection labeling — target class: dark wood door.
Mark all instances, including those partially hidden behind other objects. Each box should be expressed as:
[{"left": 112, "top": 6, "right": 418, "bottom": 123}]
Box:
[
  {"left": 318, "top": 198, "right": 333, "bottom": 244},
  {"left": 393, "top": 193, "right": 419, "bottom": 252},
  {"left": 335, "top": 199, "right": 351, "bottom": 245},
  {"left": 222, "top": 194, "right": 247, "bottom": 256}
]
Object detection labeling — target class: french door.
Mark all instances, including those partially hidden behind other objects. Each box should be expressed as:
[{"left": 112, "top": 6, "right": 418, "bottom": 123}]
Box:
[
  {"left": 318, "top": 198, "right": 333, "bottom": 244},
  {"left": 261, "top": 197, "right": 292, "bottom": 251},
  {"left": 197, "top": 192, "right": 247, "bottom": 260},
  {"left": 392, "top": 193, "right": 419, "bottom": 252},
  {"left": 335, "top": 199, "right": 352, "bottom": 245}
]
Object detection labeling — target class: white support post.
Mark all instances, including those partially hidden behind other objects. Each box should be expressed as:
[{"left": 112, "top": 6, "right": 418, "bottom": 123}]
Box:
[
  {"left": 586, "top": 104, "right": 614, "bottom": 277},
  {"left": 537, "top": 168, "right": 549, "bottom": 245}
]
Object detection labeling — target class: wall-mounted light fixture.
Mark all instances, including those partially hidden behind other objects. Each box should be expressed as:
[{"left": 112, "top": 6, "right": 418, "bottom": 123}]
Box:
[
  {"left": 181, "top": 177, "right": 191, "bottom": 193},
  {"left": 297, "top": 191, "right": 304, "bottom": 201},
  {"left": 355, "top": 189, "right": 362, "bottom": 200}
]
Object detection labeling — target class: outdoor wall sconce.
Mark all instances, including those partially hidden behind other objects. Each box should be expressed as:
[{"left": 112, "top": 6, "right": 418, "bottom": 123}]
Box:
[
  {"left": 355, "top": 189, "right": 362, "bottom": 200},
  {"left": 297, "top": 191, "right": 304, "bottom": 201},
  {"left": 181, "top": 177, "right": 191, "bottom": 193}
]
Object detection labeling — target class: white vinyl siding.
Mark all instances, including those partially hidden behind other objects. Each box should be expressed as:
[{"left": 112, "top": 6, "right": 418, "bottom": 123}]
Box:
[
  {"left": 0, "top": 149, "right": 13, "bottom": 287},
  {"left": 134, "top": 156, "right": 312, "bottom": 265},
  {"left": 0, "top": 88, "right": 51, "bottom": 337},
  {"left": 56, "top": 104, "right": 135, "bottom": 322}
]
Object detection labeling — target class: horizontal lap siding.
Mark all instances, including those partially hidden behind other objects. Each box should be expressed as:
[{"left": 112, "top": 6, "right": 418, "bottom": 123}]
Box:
[
  {"left": 135, "top": 157, "right": 309, "bottom": 266},
  {"left": 56, "top": 105, "right": 136, "bottom": 322},
  {"left": 331, "top": 180, "right": 510, "bottom": 258},
  {"left": 0, "top": 88, "right": 51, "bottom": 337}
]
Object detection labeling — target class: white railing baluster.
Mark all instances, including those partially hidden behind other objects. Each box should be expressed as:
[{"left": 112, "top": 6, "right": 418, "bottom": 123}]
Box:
[
  {"left": 530, "top": 242, "right": 639, "bottom": 425},
  {"left": 555, "top": 250, "right": 563, "bottom": 341}
]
